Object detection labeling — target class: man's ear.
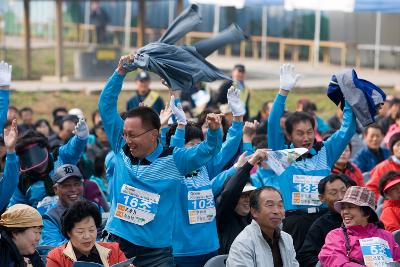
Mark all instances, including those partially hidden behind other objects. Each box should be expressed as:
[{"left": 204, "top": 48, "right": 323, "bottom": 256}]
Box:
[
  {"left": 318, "top": 194, "right": 325, "bottom": 203},
  {"left": 53, "top": 184, "right": 58, "bottom": 195},
  {"left": 250, "top": 207, "right": 257, "bottom": 220}
]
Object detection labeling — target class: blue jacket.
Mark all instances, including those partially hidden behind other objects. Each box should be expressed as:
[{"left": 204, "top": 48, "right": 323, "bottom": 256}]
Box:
[
  {"left": 9, "top": 136, "right": 87, "bottom": 208},
  {"left": 250, "top": 167, "right": 278, "bottom": 190},
  {"left": 169, "top": 127, "right": 237, "bottom": 257},
  {"left": 268, "top": 94, "right": 356, "bottom": 211},
  {"left": 99, "top": 71, "right": 222, "bottom": 248},
  {"left": 353, "top": 146, "right": 391, "bottom": 173}
]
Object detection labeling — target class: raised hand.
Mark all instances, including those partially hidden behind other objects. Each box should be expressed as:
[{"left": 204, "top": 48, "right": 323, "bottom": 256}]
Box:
[
  {"left": 170, "top": 96, "right": 187, "bottom": 126},
  {"left": 73, "top": 118, "right": 89, "bottom": 140},
  {"left": 0, "top": 61, "right": 12, "bottom": 88},
  {"left": 4, "top": 119, "right": 18, "bottom": 153},
  {"left": 243, "top": 120, "right": 259, "bottom": 143},
  {"left": 227, "top": 86, "right": 245, "bottom": 117},
  {"left": 205, "top": 113, "right": 223, "bottom": 130},
  {"left": 160, "top": 106, "right": 172, "bottom": 128},
  {"left": 117, "top": 55, "right": 135, "bottom": 76},
  {"left": 248, "top": 148, "right": 269, "bottom": 166},
  {"left": 279, "top": 64, "right": 300, "bottom": 92}
]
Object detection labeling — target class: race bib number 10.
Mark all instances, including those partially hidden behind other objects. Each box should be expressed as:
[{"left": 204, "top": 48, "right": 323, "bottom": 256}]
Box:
[
  {"left": 292, "top": 175, "right": 323, "bottom": 206},
  {"left": 360, "top": 237, "right": 394, "bottom": 267},
  {"left": 115, "top": 184, "right": 160, "bottom": 226},
  {"left": 187, "top": 189, "right": 216, "bottom": 224}
]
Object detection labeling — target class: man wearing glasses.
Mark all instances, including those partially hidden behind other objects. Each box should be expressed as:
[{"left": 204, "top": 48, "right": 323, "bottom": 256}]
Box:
[
  {"left": 126, "top": 70, "right": 165, "bottom": 114},
  {"left": 98, "top": 55, "right": 223, "bottom": 267}
]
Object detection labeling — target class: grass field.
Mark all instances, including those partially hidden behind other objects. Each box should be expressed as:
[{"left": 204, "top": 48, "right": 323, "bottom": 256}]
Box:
[{"left": 9, "top": 88, "right": 364, "bottom": 127}]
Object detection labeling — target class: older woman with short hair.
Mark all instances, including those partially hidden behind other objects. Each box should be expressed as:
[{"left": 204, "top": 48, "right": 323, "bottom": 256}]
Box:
[{"left": 47, "top": 200, "right": 129, "bottom": 267}]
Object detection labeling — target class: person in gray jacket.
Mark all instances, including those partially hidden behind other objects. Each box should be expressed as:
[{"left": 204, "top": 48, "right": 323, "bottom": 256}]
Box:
[{"left": 227, "top": 186, "right": 299, "bottom": 267}]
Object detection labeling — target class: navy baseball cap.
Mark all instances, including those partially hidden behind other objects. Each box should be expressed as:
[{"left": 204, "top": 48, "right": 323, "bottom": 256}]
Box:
[{"left": 135, "top": 71, "right": 151, "bottom": 81}]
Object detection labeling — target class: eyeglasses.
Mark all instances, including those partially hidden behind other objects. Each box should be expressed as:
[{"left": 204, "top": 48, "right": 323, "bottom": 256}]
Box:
[{"left": 123, "top": 128, "right": 155, "bottom": 141}]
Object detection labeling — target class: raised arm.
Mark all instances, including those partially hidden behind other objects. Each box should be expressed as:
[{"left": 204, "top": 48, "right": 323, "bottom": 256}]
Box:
[
  {"left": 0, "top": 119, "right": 18, "bottom": 211},
  {"left": 268, "top": 64, "right": 300, "bottom": 150},
  {"left": 325, "top": 101, "right": 356, "bottom": 167},
  {"left": 0, "top": 61, "right": 11, "bottom": 132},
  {"left": 57, "top": 118, "right": 88, "bottom": 165},
  {"left": 173, "top": 113, "right": 222, "bottom": 175},
  {"left": 99, "top": 55, "right": 134, "bottom": 152}
]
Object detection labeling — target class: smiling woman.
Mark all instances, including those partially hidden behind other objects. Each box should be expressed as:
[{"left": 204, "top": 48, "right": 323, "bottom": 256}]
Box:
[
  {"left": 46, "top": 200, "right": 131, "bottom": 267},
  {"left": 319, "top": 186, "right": 400, "bottom": 266},
  {"left": 0, "top": 204, "right": 44, "bottom": 267}
]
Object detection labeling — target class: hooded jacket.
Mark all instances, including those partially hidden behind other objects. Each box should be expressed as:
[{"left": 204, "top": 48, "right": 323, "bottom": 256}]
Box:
[{"left": 319, "top": 223, "right": 400, "bottom": 266}]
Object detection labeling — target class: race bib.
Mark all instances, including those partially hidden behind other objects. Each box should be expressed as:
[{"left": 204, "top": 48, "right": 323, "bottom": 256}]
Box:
[
  {"left": 360, "top": 237, "right": 394, "bottom": 267},
  {"left": 187, "top": 189, "right": 216, "bottom": 224},
  {"left": 292, "top": 175, "right": 323, "bottom": 206},
  {"left": 115, "top": 184, "right": 160, "bottom": 226}
]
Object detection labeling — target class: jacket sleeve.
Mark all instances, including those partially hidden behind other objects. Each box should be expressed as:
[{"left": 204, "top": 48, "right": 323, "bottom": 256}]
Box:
[
  {"left": 226, "top": 237, "right": 255, "bottom": 267},
  {"left": 160, "top": 127, "right": 168, "bottom": 146},
  {"left": 46, "top": 252, "right": 63, "bottom": 267},
  {"left": 325, "top": 101, "right": 356, "bottom": 167},
  {"left": 9, "top": 187, "right": 28, "bottom": 206},
  {"left": 367, "top": 163, "right": 386, "bottom": 199},
  {"left": 318, "top": 230, "right": 363, "bottom": 267},
  {"left": 170, "top": 127, "right": 185, "bottom": 148},
  {"left": 0, "top": 152, "right": 19, "bottom": 211},
  {"left": 216, "top": 162, "right": 253, "bottom": 225},
  {"left": 98, "top": 71, "right": 125, "bottom": 152},
  {"left": 0, "top": 90, "right": 9, "bottom": 132},
  {"left": 381, "top": 206, "right": 400, "bottom": 232},
  {"left": 206, "top": 120, "right": 243, "bottom": 178},
  {"left": 297, "top": 221, "right": 326, "bottom": 267},
  {"left": 57, "top": 136, "right": 87, "bottom": 166},
  {"left": 286, "top": 234, "right": 300, "bottom": 267},
  {"left": 211, "top": 166, "right": 236, "bottom": 196},
  {"left": 173, "top": 128, "right": 222, "bottom": 176},
  {"left": 39, "top": 218, "right": 68, "bottom": 247},
  {"left": 268, "top": 94, "right": 287, "bottom": 151}
]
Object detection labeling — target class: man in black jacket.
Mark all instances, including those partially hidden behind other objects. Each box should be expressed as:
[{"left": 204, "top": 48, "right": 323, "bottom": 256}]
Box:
[
  {"left": 216, "top": 149, "right": 268, "bottom": 254},
  {"left": 297, "top": 174, "right": 356, "bottom": 267}
]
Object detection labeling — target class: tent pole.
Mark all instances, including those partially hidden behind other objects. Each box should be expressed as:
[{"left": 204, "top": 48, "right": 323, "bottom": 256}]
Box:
[
  {"left": 261, "top": 5, "right": 268, "bottom": 61},
  {"left": 374, "top": 12, "right": 381, "bottom": 72},
  {"left": 313, "top": 9, "right": 321, "bottom": 66}
]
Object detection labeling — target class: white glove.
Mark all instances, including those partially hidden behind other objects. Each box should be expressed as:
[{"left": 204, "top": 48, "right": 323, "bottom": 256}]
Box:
[
  {"left": 227, "top": 86, "right": 246, "bottom": 117},
  {"left": 279, "top": 64, "right": 300, "bottom": 92},
  {"left": 170, "top": 96, "right": 187, "bottom": 125},
  {"left": 0, "top": 61, "right": 12, "bottom": 87},
  {"left": 73, "top": 118, "right": 89, "bottom": 139}
]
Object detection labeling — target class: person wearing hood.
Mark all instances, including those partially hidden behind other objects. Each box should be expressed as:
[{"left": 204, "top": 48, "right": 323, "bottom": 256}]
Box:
[
  {"left": 319, "top": 186, "right": 400, "bottom": 266},
  {"left": 0, "top": 204, "right": 44, "bottom": 267}
]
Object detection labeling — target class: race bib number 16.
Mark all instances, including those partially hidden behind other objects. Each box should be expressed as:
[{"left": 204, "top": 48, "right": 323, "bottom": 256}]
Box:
[{"left": 115, "top": 184, "right": 160, "bottom": 226}]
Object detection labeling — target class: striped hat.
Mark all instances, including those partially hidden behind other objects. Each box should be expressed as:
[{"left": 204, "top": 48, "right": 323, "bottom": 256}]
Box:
[{"left": 334, "top": 186, "right": 377, "bottom": 218}]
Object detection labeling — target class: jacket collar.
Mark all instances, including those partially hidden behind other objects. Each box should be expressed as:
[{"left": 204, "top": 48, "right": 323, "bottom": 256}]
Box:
[
  {"left": 63, "top": 241, "right": 111, "bottom": 267},
  {"left": 345, "top": 223, "right": 377, "bottom": 234}
]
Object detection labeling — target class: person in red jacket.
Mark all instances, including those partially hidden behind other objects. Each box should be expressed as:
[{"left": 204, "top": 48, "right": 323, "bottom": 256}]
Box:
[
  {"left": 47, "top": 200, "right": 131, "bottom": 267},
  {"left": 331, "top": 143, "right": 365, "bottom": 186},
  {"left": 367, "top": 132, "right": 400, "bottom": 199},
  {"left": 379, "top": 171, "right": 400, "bottom": 232}
]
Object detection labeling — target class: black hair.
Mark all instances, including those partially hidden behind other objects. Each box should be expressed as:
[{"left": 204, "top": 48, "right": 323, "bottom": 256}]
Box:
[
  {"left": 318, "top": 174, "right": 357, "bottom": 195},
  {"left": 285, "top": 111, "right": 315, "bottom": 135},
  {"left": 94, "top": 150, "right": 108, "bottom": 177},
  {"left": 390, "top": 98, "right": 400, "bottom": 107},
  {"left": 8, "top": 106, "right": 18, "bottom": 113},
  {"left": 19, "top": 107, "right": 33, "bottom": 116},
  {"left": 34, "top": 119, "right": 54, "bottom": 135},
  {"left": 359, "top": 206, "right": 383, "bottom": 228},
  {"left": 61, "top": 200, "right": 102, "bottom": 238},
  {"left": 363, "top": 123, "right": 383, "bottom": 136},
  {"left": 302, "top": 101, "right": 317, "bottom": 113},
  {"left": 379, "top": 171, "right": 400, "bottom": 198},
  {"left": 125, "top": 106, "right": 161, "bottom": 131},
  {"left": 59, "top": 115, "right": 79, "bottom": 131},
  {"left": 92, "top": 109, "right": 100, "bottom": 125},
  {"left": 261, "top": 101, "right": 273, "bottom": 112},
  {"left": 16, "top": 130, "right": 49, "bottom": 155},
  {"left": 52, "top": 107, "right": 68, "bottom": 119},
  {"left": 250, "top": 186, "right": 283, "bottom": 212},
  {"left": 252, "top": 134, "right": 267, "bottom": 149},
  {"left": 165, "top": 122, "right": 204, "bottom": 147}
]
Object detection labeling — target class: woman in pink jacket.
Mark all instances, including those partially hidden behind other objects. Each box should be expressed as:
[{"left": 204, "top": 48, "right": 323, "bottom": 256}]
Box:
[{"left": 319, "top": 186, "right": 400, "bottom": 266}]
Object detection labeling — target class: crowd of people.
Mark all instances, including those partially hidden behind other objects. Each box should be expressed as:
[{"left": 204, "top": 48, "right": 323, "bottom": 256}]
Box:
[{"left": 1, "top": 52, "right": 400, "bottom": 267}]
